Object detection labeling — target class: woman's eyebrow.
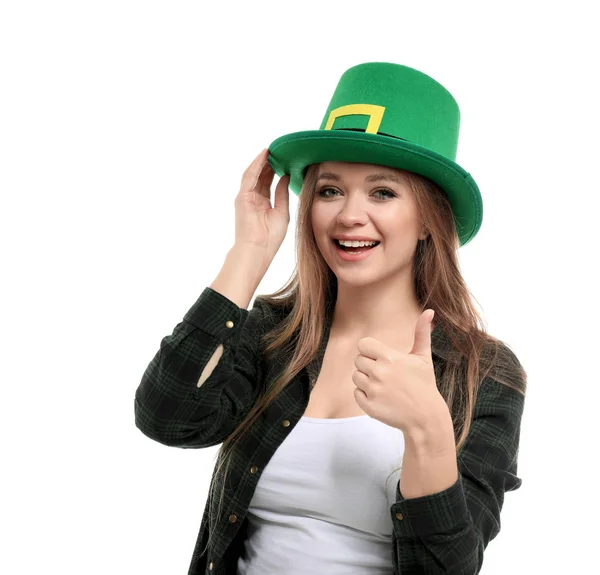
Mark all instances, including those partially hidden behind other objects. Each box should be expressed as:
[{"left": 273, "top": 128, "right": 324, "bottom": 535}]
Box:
[
  {"left": 317, "top": 172, "right": 401, "bottom": 184},
  {"left": 365, "top": 172, "right": 402, "bottom": 184}
]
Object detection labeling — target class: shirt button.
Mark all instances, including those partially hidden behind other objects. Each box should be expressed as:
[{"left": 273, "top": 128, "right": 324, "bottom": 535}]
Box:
[
  {"left": 250, "top": 465, "right": 259, "bottom": 474},
  {"left": 395, "top": 512, "right": 404, "bottom": 520},
  {"left": 225, "top": 320, "right": 234, "bottom": 328},
  {"left": 209, "top": 561, "right": 214, "bottom": 570},
  {"left": 282, "top": 419, "right": 291, "bottom": 427},
  {"left": 229, "top": 514, "right": 238, "bottom": 523}
]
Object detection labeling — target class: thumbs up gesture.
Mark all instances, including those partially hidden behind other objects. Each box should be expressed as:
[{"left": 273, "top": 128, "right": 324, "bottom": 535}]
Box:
[{"left": 352, "top": 310, "right": 450, "bottom": 432}]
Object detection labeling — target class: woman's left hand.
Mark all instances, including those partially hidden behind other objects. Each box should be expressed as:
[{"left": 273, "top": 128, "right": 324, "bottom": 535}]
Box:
[{"left": 352, "top": 310, "right": 449, "bottom": 432}]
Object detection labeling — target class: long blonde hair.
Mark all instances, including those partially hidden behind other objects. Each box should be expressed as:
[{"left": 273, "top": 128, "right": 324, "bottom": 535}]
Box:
[{"left": 199, "top": 163, "right": 527, "bottom": 557}]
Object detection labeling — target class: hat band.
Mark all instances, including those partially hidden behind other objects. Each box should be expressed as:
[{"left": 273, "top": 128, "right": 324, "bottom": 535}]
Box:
[
  {"left": 329, "top": 127, "right": 408, "bottom": 143},
  {"left": 324, "top": 104, "right": 386, "bottom": 134}
]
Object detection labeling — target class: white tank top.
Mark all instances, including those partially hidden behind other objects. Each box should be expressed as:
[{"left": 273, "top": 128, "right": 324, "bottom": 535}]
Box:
[{"left": 237, "top": 414, "right": 406, "bottom": 574}]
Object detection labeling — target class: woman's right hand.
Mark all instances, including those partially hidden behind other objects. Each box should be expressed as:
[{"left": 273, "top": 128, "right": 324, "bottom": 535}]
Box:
[{"left": 234, "top": 149, "right": 291, "bottom": 262}]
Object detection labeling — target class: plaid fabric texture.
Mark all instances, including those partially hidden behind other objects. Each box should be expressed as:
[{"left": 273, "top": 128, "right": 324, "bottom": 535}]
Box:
[{"left": 135, "top": 287, "right": 525, "bottom": 574}]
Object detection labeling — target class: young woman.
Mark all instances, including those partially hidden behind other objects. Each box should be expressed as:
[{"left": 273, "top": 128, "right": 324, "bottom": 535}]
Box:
[{"left": 135, "top": 62, "right": 527, "bottom": 575}]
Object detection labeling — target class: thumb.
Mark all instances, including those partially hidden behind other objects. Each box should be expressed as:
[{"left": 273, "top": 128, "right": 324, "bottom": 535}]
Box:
[
  {"left": 410, "top": 310, "right": 434, "bottom": 361},
  {"left": 274, "top": 174, "right": 290, "bottom": 216}
]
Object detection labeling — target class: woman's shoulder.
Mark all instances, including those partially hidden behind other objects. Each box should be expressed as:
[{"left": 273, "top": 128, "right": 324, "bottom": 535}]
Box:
[
  {"left": 436, "top": 323, "right": 527, "bottom": 395},
  {"left": 251, "top": 295, "right": 294, "bottom": 333},
  {"left": 476, "top": 333, "right": 527, "bottom": 399}
]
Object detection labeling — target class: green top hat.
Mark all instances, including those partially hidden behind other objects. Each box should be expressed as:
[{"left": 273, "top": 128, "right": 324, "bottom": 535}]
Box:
[{"left": 267, "top": 62, "right": 483, "bottom": 246}]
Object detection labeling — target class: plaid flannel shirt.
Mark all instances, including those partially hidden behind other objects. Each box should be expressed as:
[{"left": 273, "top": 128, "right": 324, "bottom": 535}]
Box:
[{"left": 134, "top": 287, "right": 525, "bottom": 574}]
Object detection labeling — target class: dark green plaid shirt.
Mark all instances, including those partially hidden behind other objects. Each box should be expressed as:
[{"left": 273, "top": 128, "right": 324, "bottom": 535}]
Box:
[{"left": 134, "top": 287, "right": 525, "bottom": 574}]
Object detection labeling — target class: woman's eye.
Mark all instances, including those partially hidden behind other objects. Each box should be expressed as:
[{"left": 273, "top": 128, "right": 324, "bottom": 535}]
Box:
[
  {"left": 373, "top": 188, "right": 396, "bottom": 199},
  {"left": 318, "top": 187, "right": 339, "bottom": 198},
  {"left": 317, "top": 187, "right": 396, "bottom": 199}
]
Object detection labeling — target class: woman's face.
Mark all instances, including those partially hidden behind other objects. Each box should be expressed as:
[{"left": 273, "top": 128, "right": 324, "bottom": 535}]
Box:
[{"left": 311, "top": 161, "right": 427, "bottom": 286}]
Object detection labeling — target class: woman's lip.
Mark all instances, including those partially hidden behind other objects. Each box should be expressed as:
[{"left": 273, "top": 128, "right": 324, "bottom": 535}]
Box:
[
  {"left": 331, "top": 239, "right": 380, "bottom": 261},
  {"left": 331, "top": 237, "right": 380, "bottom": 242}
]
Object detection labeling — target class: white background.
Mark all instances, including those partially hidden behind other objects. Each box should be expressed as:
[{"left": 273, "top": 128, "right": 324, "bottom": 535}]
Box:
[{"left": 1, "top": 1, "right": 598, "bottom": 573}]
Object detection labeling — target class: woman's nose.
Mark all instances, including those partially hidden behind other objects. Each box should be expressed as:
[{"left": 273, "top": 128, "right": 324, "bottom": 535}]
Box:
[{"left": 335, "top": 200, "right": 370, "bottom": 226}]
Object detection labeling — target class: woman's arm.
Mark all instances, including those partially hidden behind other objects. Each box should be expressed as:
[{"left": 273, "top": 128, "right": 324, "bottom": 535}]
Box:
[
  {"left": 390, "top": 376, "right": 525, "bottom": 574},
  {"left": 134, "top": 283, "right": 268, "bottom": 449}
]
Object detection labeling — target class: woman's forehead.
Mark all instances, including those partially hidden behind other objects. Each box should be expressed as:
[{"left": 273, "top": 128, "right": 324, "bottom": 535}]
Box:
[
  {"left": 317, "top": 161, "right": 404, "bottom": 176},
  {"left": 315, "top": 162, "right": 409, "bottom": 184}
]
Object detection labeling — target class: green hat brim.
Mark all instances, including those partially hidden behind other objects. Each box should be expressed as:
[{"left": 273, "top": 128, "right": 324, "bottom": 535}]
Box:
[{"left": 268, "top": 130, "right": 482, "bottom": 247}]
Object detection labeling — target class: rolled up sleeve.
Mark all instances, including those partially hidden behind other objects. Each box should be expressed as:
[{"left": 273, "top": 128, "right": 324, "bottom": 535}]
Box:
[{"left": 134, "top": 287, "right": 266, "bottom": 449}]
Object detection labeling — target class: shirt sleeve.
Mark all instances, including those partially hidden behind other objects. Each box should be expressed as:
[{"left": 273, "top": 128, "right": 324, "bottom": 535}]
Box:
[
  {"left": 389, "top": 376, "right": 525, "bottom": 574},
  {"left": 134, "top": 287, "right": 266, "bottom": 449}
]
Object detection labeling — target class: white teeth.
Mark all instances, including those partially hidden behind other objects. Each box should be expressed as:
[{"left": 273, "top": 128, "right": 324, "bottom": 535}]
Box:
[{"left": 337, "top": 239, "right": 378, "bottom": 247}]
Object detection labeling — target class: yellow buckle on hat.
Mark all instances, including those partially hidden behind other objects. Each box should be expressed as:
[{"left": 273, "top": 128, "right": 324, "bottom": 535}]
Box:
[{"left": 324, "top": 104, "right": 386, "bottom": 134}]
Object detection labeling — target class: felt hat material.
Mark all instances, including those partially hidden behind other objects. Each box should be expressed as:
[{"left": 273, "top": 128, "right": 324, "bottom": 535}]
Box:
[{"left": 268, "top": 62, "right": 483, "bottom": 246}]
